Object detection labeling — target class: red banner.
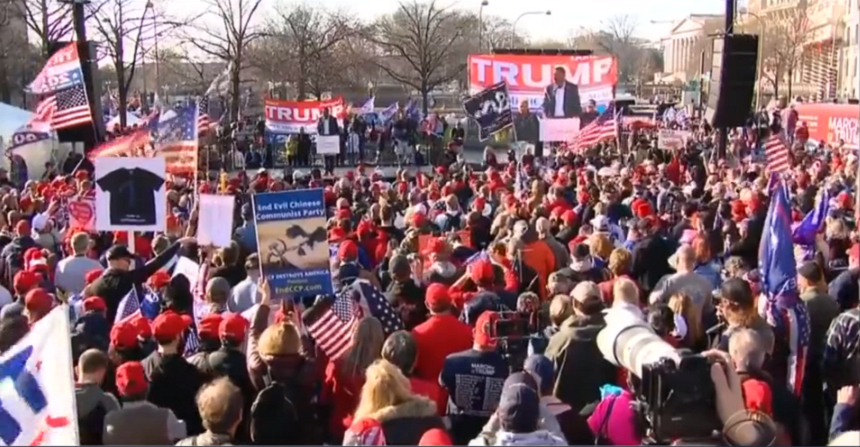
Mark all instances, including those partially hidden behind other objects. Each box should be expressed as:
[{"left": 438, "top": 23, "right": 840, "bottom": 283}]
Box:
[
  {"left": 795, "top": 103, "right": 860, "bottom": 148},
  {"left": 264, "top": 98, "right": 347, "bottom": 134},
  {"left": 468, "top": 54, "right": 618, "bottom": 110}
]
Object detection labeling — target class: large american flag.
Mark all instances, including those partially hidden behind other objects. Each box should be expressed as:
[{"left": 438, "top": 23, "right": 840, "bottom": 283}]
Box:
[
  {"left": 568, "top": 107, "right": 619, "bottom": 153},
  {"left": 153, "top": 103, "right": 199, "bottom": 174},
  {"left": 32, "top": 84, "right": 92, "bottom": 130},
  {"left": 305, "top": 279, "right": 403, "bottom": 360},
  {"left": 764, "top": 134, "right": 791, "bottom": 173}
]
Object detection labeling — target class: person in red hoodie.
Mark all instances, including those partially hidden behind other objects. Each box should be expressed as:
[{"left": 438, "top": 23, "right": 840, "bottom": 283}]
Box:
[
  {"left": 381, "top": 330, "right": 447, "bottom": 416},
  {"left": 411, "top": 283, "right": 473, "bottom": 385}
]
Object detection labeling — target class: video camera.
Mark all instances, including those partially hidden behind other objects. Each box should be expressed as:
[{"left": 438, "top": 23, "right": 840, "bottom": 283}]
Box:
[{"left": 597, "top": 308, "right": 722, "bottom": 443}]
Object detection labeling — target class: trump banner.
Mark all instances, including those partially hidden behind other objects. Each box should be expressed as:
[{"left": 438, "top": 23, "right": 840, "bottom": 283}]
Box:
[
  {"left": 28, "top": 43, "right": 84, "bottom": 95},
  {"left": 253, "top": 189, "right": 334, "bottom": 300},
  {"left": 264, "top": 98, "right": 347, "bottom": 134},
  {"left": 0, "top": 306, "right": 78, "bottom": 445},
  {"left": 468, "top": 54, "right": 618, "bottom": 112},
  {"left": 794, "top": 103, "right": 859, "bottom": 148}
]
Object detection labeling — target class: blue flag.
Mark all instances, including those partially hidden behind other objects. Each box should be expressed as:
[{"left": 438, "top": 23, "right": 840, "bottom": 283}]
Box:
[
  {"left": 792, "top": 188, "right": 830, "bottom": 247},
  {"left": 757, "top": 180, "right": 810, "bottom": 397}
]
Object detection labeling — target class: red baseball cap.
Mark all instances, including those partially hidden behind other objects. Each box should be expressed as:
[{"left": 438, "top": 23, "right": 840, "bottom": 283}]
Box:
[
  {"left": 116, "top": 361, "right": 148, "bottom": 396},
  {"left": 338, "top": 240, "right": 359, "bottom": 261},
  {"left": 82, "top": 296, "right": 106, "bottom": 313},
  {"left": 151, "top": 311, "right": 192, "bottom": 342},
  {"left": 469, "top": 259, "right": 495, "bottom": 284},
  {"left": 411, "top": 212, "right": 427, "bottom": 227},
  {"left": 561, "top": 210, "right": 577, "bottom": 225},
  {"left": 474, "top": 311, "right": 500, "bottom": 348},
  {"left": 147, "top": 270, "right": 171, "bottom": 289},
  {"left": 425, "top": 283, "right": 452, "bottom": 309},
  {"left": 218, "top": 313, "right": 248, "bottom": 343},
  {"left": 110, "top": 322, "right": 138, "bottom": 349},
  {"left": 24, "top": 288, "right": 53, "bottom": 316},
  {"left": 198, "top": 313, "right": 223, "bottom": 339},
  {"left": 128, "top": 314, "right": 153, "bottom": 339},
  {"left": 84, "top": 269, "right": 103, "bottom": 285},
  {"left": 13, "top": 271, "right": 40, "bottom": 293}
]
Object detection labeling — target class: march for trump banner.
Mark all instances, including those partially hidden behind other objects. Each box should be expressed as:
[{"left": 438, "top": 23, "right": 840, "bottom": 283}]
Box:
[
  {"left": 0, "top": 306, "right": 79, "bottom": 445},
  {"left": 463, "top": 81, "right": 514, "bottom": 141},
  {"left": 253, "top": 189, "right": 333, "bottom": 300},
  {"left": 264, "top": 98, "right": 347, "bottom": 134}
]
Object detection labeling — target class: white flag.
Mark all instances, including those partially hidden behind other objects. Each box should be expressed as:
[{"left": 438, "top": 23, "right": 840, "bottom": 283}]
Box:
[{"left": 0, "top": 306, "right": 79, "bottom": 445}]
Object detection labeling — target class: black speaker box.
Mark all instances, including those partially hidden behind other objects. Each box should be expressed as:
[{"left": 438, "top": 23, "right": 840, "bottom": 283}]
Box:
[
  {"left": 706, "top": 34, "right": 759, "bottom": 128},
  {"left": 46, "top": 40, "right": 106, "bottom": 150}
]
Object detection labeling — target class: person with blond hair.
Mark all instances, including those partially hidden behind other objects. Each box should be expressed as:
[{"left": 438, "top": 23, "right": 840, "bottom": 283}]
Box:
[
  {"left": 343, "top": 360, "right": 446, "bottom": 445},
  {"left": 322, "top": 316, "right": 385, "bottom": 443},
  {"left": 598, "top": 248, "right": 637, "bottom": 305},
  {"left": 668, "top": 292, "right": 706, "bottom": 351}
]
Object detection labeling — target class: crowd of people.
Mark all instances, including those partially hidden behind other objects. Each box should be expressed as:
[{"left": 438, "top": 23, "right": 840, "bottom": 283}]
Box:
[{"left": 1, "top": 97, "right": 860, "bottom": 447}]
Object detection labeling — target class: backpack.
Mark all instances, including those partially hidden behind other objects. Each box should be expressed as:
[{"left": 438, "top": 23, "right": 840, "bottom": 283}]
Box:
[
  {"left": 249, "top": 371, "right": 300, "bottom": 445},
  {"left": 78, "top": 402, "right": 107, "bottom": 445}
]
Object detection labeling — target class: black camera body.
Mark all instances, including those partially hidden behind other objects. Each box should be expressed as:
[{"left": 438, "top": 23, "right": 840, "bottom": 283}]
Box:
[
  {"left": 639, "top": 353, "right": 722, "bottom": 443},
  {"left": 488, "top": 311, "right": 539, "bottom": 373}
]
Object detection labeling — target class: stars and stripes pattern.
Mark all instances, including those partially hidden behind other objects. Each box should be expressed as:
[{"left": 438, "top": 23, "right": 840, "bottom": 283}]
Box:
[
  {"left": 115, "top": 288, "right": 141, "bottom": 325},
  {"left": 32, "top": 84, "right": 93, "bottom": 130},
  {"left": 306, "top": 284, "right": 363, "bottom": 360},
  {"left": 569, "top": 107, "right": 619, "bottom": 153},
  {"left": 306, "top": 279, "right": 404, "bottom": 360},
  {"left": 198, "top": 96, "right": 211, "bottom": 134},
  {"left": 515, "top": 161, "right": 529, "bottom": 199},
  {"left": 764, "top": 134, "right": 791, "bottom": 173}
]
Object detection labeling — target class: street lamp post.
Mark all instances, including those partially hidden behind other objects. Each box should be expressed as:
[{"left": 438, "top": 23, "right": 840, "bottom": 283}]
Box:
[
  {"left": 146, "top": 0, "right": 159, "bottom": 102},
  {"left": 478, "top": 0, "right": 488, "bottom": 52},
  {"left": 740, "top": 9, "right": 766, "bottom": 110},
  {"left": 510, "top": 10, "right": 550, "bottom": 46}
]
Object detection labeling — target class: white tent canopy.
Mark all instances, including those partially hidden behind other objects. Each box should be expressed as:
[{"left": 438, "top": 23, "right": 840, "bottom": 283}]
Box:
[{"left": 0, "top": 102, "right": 34, "bottom": 142}]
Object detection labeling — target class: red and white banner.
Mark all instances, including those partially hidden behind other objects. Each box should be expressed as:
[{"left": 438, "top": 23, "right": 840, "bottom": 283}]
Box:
[
  {"left": 794, "top": 103, "right": 860, "bottom": 148},
  {"left": 468, "top": 54, "right": 618, "bottom": 111},
  {"left": 264, "top": 98, "right": 347, "bottom": 134}
]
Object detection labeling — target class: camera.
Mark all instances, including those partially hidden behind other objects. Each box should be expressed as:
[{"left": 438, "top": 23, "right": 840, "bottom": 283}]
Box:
[
  {"left": 597, "top": 308, "right": 722, "bottom": 443},
  {"left": 487, "top": 311, "right": 536, "bottom": 373}
]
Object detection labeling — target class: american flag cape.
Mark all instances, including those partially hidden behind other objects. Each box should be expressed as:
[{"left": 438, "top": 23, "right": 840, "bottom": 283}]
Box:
[
  {"left": 303, "top": 279, "right": 403, "bottom": 360},
  {"left": 758, "top": 179, "right": 810, "bottom": 397}
]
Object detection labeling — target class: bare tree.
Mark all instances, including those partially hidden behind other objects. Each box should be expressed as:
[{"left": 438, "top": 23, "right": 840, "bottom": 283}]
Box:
[
  {"left": 758, "top": 8, "right": 813, "bottom": 99},
  {"left": 255, "top": 4, "right": 358, "bottom": 100},
  {"left": 90, "top": 0, "right": 182, "bottom": 126},
  {"left": 155, "top": 47, "right": 214, "bottom": 93},
  {"left": 592, "top": 15, "right": 643, "bottom": 82},
  {"left": 184, "top": 0, "right": 264, "bottom": 121},
  {"left": 16, "top": 0, "right": 106, "bottom": 57},
  {"left": 365, "top": 0, "right": 466, "bottom": 115}
]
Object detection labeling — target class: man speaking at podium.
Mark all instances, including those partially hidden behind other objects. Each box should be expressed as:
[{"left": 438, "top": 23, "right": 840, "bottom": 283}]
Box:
[{"left": 542, "top": 66, "right": 582, "bottom": 118}]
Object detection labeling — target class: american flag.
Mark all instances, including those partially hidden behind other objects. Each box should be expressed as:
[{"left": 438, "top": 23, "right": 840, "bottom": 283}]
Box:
[
  {"left": 32, "top": 84, "right": 93, "bottom": 130},
  {"left": 568, "top": 107, "right": 619, "bottom": 153},
  {"left": 87, "top": 129, "right": 151, "bottom": 159},
  {"left": 115, "top": 288, "right": 141, "bottom": 325},
  {"left": 764, "top": 134, "right": 791, "bottom": 173},
  {"left": 152, "top": 102, "right": 199, "bottom": 174},
  {"left": 198, "top": 96, "right": 211, "bottom": 134},
  {"left": 464, "top": 250, "right": 490, "bottom": 266},
  {"left": 305, "top": 279, "right": 404, "bottom": 360}
]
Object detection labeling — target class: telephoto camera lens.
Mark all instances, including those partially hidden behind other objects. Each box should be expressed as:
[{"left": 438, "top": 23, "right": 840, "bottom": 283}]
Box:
[{"left": 596, "top": 307, "right": 680, "bottom": 379}]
